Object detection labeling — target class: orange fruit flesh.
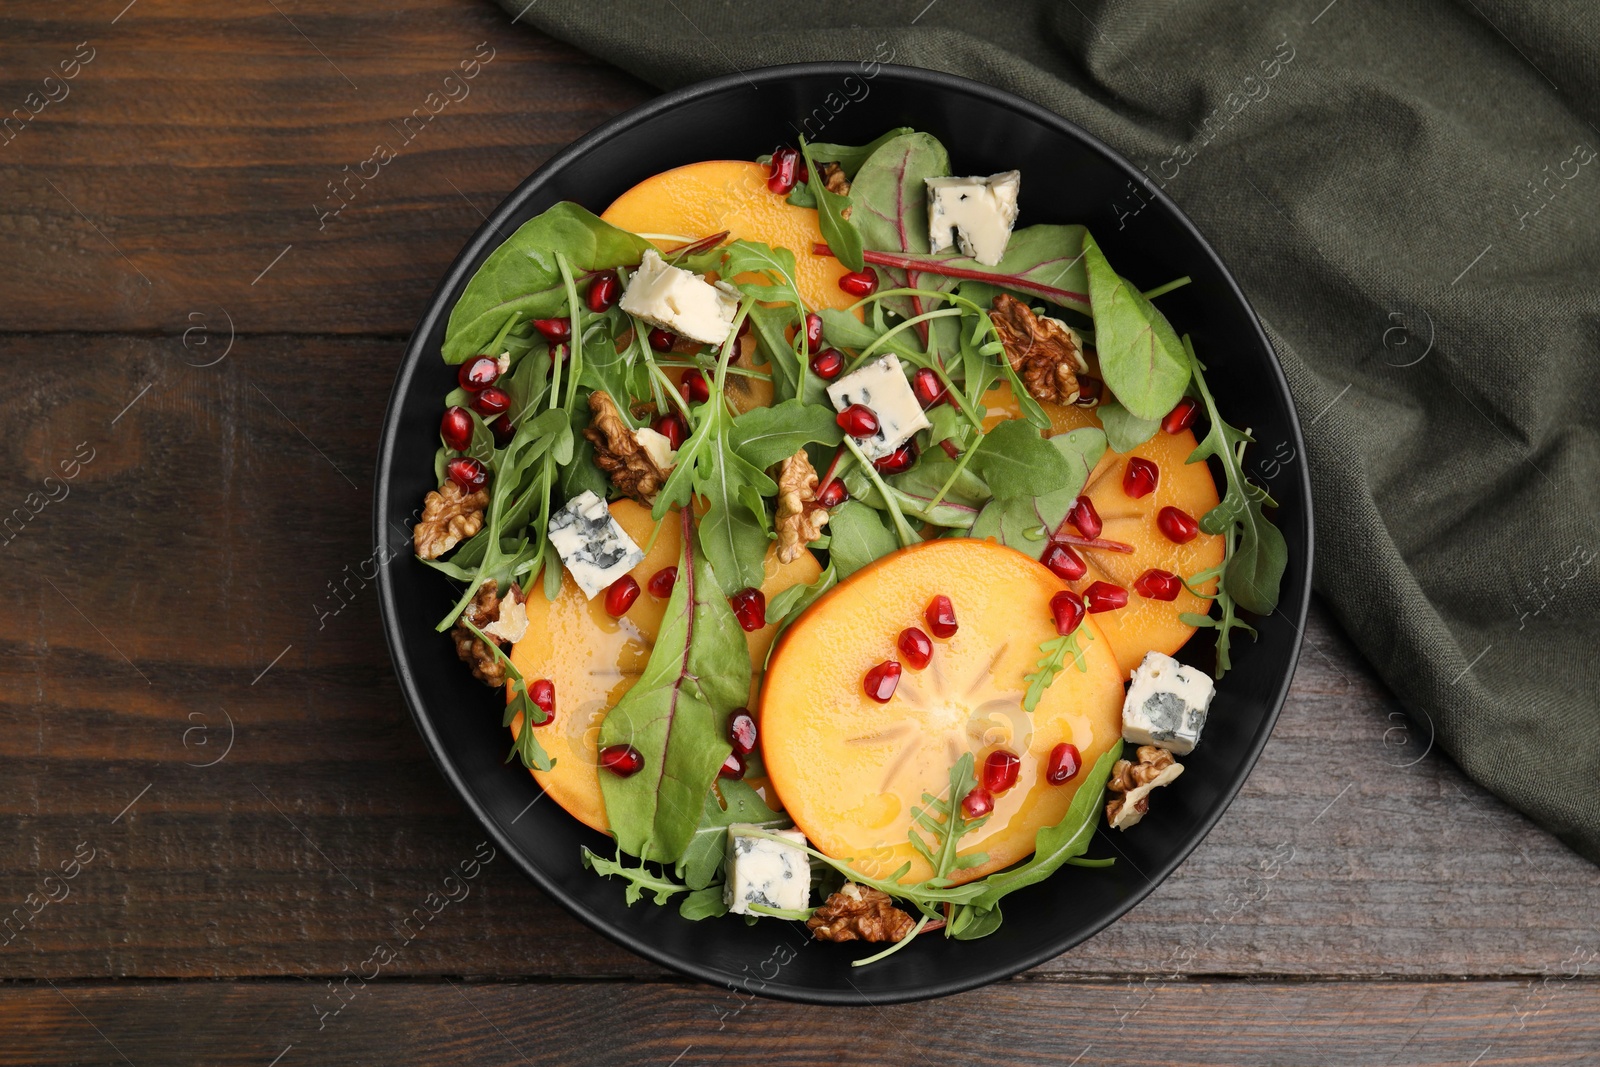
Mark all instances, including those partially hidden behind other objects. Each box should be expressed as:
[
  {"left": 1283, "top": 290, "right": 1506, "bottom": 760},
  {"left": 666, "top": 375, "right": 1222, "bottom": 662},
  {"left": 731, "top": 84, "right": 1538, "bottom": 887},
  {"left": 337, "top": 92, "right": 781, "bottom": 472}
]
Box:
[
  {"left": 600, "top": 159, "right": 856, "bottom": 315},
  {"left": 980, "top": 385, "right": 1224, "bottom": 675},
  {"left": 760, "top": 539, "right": 1125, "bottom": 886},
  {"left": 508, "top": 500, "right": 821, "bottom": 833}
]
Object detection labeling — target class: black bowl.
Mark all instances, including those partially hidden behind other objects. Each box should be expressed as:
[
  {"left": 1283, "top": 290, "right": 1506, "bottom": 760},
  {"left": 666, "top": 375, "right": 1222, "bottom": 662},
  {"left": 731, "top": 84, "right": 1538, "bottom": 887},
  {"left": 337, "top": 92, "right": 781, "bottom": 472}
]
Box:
[{"left": 375, "top": 62, "right": 1312, "bottom": 1005}]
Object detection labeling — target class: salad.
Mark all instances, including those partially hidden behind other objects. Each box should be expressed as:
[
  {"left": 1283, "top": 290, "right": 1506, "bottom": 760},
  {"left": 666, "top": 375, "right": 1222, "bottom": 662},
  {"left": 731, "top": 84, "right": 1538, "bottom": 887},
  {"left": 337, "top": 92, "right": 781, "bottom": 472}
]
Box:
[{"left": 410, "top": 127, "right": 1287, "bottom": 964}]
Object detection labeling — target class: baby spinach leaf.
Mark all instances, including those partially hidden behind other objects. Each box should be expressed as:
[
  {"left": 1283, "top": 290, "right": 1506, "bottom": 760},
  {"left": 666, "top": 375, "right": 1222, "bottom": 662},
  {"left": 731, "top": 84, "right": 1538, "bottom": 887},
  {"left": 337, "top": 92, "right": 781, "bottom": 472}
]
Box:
[
  {"left": 581, "top": 846, "right": 688, "bottom": 906},
  {"left": 729, "top": 399, "right": 842, "bottom": 470},
  {"left": 967, "top": 420, "right": 1074, "bottom": 500},
  {"left": 799, "top": 137, "right": 863, "bottom": 272},
  {"left": 598, "top": 512, "right": 748, "bottom": 865},
  {"left": 1097, "top": 397, "right": 1161, "bottom": 454},
  {"left": 827, "top": 500, "right": 898, "bottom": 578},
  {"left": 1083, "top": 232, "right": 1190, "bottom": 420},
  {"left": 1052, "top": 426, "right": 1108, "bottom": 492},
  {"left": 442, "top": 203, "right": 654, "bottom": 363},
  {"left": 807, "top": 128, "right": 914, "bottom": 176},
  {"left": 676, "top": 778, "right": 793, "bottom": 891},
  {"left": 678, "top": 885, "right": 729, "bottom": 920}
]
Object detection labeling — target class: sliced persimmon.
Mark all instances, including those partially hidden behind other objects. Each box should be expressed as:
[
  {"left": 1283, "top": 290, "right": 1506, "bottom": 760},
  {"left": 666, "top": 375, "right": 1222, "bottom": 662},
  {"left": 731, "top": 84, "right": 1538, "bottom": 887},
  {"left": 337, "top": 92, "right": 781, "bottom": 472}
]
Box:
[
  {"left": 760, "top": 539, "right": 1125, "bottom": 886},
  {"left": 507, "top": 499, "right": 821, "bottom": 833},
  {"left": 601, "top": 160, "right": 856, "bottom": 315},
  {"left": 980, "top": 382, "right": 1224, "bottom": 674}
]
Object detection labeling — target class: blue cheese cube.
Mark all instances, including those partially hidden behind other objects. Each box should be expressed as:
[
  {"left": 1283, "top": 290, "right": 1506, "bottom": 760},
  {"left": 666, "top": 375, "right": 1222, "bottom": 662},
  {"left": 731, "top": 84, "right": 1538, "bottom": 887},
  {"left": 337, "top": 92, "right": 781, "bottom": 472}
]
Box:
[
  {"left": 1121, "top": 651, "right": 1215, "bottom": 755},
  {"left": 723, "top": 824, "right": 810, "bottom": 916},
  {"left": 546, "top": 490, "right": 644, "bottom": 599},
  {"left": 618, "top": 249, "right": 740, "bottom": 347},
  {"left": 926, "top": 171, "right": 1021, "bottom": 265},
  {"left": 826, "top": 353, "right": 932, "bottom": 461}
]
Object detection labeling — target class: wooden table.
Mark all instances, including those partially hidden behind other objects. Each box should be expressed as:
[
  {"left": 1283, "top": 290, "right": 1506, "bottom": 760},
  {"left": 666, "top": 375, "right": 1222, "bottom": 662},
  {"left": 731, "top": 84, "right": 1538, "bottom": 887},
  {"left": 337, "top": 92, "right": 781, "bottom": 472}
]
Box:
[{"left": 3, "top": 3, "right": 1596, "bottom": 1063}]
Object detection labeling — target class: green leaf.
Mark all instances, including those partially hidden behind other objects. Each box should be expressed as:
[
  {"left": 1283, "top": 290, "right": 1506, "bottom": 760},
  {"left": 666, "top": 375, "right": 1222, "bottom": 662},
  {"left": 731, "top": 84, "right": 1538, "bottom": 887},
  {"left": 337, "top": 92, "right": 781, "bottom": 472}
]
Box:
[
  {"left": 598, "top": 512, "right": 749, "bottom": 864},
  {"left": 806, "top": 128, "right": 914, "bottom": 176},
  {"left": 581, "top": 846, "right": 688, "bottom": 907},
  {"left": 722, "top": 240, "right": 806, "bottom": 310},
  {"left": 1022, "top": 625, "right": 1094, "bottom": 713},
  {"left": 442, "top": 203, "right": 654, "bottom": 363},
  {"left": 1097, "top": 398, "right": 1161, "bottom": 453},
  {"left": 694, "top": 427, "right": 773, "bottom": 594},
  {"left": 1050, "top": 426, "right": 1107, "bottom": 493},
  {"left": 849, "top": 132, "right": 949, "bottom": 257},
  {"left": 729, "top": 399, "right": 842, "bottom": 470},
  {"left": 799, "top": 137, "right": 863, "bottom": 272},
  {"left": 1083, "top": 232, "right": 1191, "bottom": 420},
  {"left": 827, "top": 500, "right": 898, "bottom": 579},
  {"left": 746, "top": 303, "right": 814, "bottom": 404},
  {"left": 907, "top": 754, "right": 989, "bottom": 883},
  {"left": 967, "top": 742, "right": 1122, "bottom": 911},
  {"left": 678, "top": 885, "right": 729, "bottom": 920},
  {"left": 765, "top": 562, "right": 836, "bottom": 629},
  {"left": 676, "top": 778, "right": 792, "bottom": 891},
  {"left": 966, "top": 420, "right": 1074, "bottom": 501},
  {"left": 911, "top": 225, "right": 1092, "bottom": 315}
]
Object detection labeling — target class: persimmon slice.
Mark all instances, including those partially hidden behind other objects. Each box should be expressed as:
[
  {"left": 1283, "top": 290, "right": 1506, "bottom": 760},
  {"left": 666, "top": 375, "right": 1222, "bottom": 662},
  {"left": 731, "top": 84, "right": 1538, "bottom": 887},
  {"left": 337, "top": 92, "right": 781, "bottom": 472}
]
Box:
[
  {"left": 980, "top": 384, "right": 1225, "bottom": 674},
  {"left": 760, "top": 539, "right": 1124, "bottom": 886},
  {"left": 508, "top": 500, "right": 821, "bottom": 832}
]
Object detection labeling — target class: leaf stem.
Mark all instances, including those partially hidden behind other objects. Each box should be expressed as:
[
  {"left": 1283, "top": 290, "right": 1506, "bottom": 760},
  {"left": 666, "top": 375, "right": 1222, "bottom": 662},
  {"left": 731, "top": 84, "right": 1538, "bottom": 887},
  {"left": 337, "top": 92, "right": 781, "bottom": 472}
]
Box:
[{"left": 842, "top": 437, "right": 920, "bottom": 547}]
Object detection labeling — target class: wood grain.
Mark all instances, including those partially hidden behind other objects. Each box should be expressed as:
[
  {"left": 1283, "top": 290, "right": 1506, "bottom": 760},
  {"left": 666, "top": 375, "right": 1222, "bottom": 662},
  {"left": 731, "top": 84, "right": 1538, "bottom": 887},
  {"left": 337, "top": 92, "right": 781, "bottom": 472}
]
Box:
[
  {"left": 1, "top": 333, "right": 1597, "bottom": 983},
  {"left": 3, "top": 978, "right": 1599, "bottom": 1067}
]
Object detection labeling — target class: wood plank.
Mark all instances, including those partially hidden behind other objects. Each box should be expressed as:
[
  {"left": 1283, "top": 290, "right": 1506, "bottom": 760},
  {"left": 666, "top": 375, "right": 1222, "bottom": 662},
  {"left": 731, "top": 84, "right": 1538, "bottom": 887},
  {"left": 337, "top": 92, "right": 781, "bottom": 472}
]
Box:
[
  {"left": 3, "top": 978, "right": 1598, "bottom": 1066},
  {"left": 1, "top": 333, "right": 1596, "bottom": 982},
  {"left": 0, "top": 0, "right": 651, "bottom": 335}
]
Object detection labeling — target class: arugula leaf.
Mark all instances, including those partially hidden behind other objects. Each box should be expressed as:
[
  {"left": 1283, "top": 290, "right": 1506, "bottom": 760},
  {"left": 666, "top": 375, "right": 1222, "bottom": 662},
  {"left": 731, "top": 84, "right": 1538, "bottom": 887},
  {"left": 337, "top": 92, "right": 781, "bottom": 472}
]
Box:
[
  {"left": 907, "top": 754, "right": 990, "bottom": 884},
  {"left": 1184, "top": 338, "right": 1288, "bottom": 619},
  {"left": 959, "top": 742, "right": 1123, "bottom": 917},
  {"left": 695, "top": 434, "right": 772, "bottom": 594},
  {"left": 722, "top": 240, "right": 807, "bottom": 310},
  {"left": 765, "top": 562, "right": 836, "bottom": 630},
  {"left": 676, "top": 778, "right": 792, "bottom": 891},
  {"left": 598, "top": 511, "right": 748, "bottom": 864},
  {"left": 827, "top": 500, "right": 898, "bottom": 578},
  {"left": 1097, "top": 397, "right": 1162, "bottom": 454},
  {"left": 678, "top": 885, "right": 729, "bottom": 920},
  {"left": 1083, "top": 232, "right": 1191, "bottom": 420},
  {"left": 581, "top": 846, "right": 688, "bottom": 906},
  {"left": 728, "top": 398, "right": 842, "bottom": 470},
  {"left": 746, "top": 303, "right": 815, "bottom": 404},
  {"left": 442, "top": 203, "right": 654, "bottom": 363},
  {"left": 799, "top": 137, "right": 863, "bottom": 272},
  {"left": 1022, "top": 623, "right": 1094, "bottom": 713}
]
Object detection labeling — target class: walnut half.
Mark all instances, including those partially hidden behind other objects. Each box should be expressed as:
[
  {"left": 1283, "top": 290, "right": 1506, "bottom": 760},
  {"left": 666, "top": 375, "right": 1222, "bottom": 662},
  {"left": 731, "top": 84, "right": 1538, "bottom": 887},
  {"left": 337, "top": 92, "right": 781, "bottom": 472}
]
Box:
[
  {"left": 990, "top": 293, "right": 1090, "bottom": 406},
  {"left": 1105, "top": 745, "right": 1185, "bottom": 830},
  {"left": 450, "top": 581, "right": 525, "bottom": 687},
  {"left": 774, "top": 449, "right": 828, "bottom": 564},
  {"left": 583, "top": 390, "right": 671, "bottom": 503},
  {"left": 413, "top": 481, "right": 488, "bottom": 560},
  {"left": 807, "top": 883, "right": 916, "bottom": 943}
]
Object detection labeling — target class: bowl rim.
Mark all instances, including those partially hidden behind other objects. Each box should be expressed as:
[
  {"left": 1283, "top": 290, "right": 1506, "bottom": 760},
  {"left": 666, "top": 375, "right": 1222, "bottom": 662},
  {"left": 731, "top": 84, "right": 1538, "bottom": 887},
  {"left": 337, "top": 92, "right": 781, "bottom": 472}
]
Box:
[{"left": 374, "top": 60, "right": 1313, "bottom": 1004}]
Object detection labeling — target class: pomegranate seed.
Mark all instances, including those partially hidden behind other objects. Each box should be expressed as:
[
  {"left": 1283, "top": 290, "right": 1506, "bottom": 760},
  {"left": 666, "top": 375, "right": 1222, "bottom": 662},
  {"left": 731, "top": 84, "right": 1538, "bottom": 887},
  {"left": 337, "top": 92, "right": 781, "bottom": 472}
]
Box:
[
  {"left": 1083, "top": 581, "right": 1129, "bottom": 613},
  {"left": 797, "top": 161, "right": 810, "bottom": 184},
  {"left": 1162, "top": 396, "right": 1199, "bottom": 434},
  {"left": 532, "top": 317, "right": 571, "bottom": 343},
  {"left": 1133, "top": 568, "right": 1183, "bottom": 601},
  {"left": 737, "top": 316, "right": 751, "bottom": 341},
  {"left": 529, "top": 679, "right": 555, "bottom": 725},
  {"left": 960, "top": 788, "right": 994, "bottom": 820},
  {"left": 1157, "top": 505, "right": 1199, "bottom": 544},
  {"left": 803, "top": 312, "right": 824, "bottom": 351},
  {"left": 810, "top": 348, "right": 844, "bottom": 380},
  {"left": 651, "top": 413, "right": 689, "bottom": 451},
  {"left": 646, "top": 566, "right": 677, "bottom": 599},
  {"left": 872, "top": 441, "right": 916, "bottom": 475},
  {"left": 440, "top": 406, "right": 474, "bottom": 452},
  {"left": 983, "top": 750, "right": 1021, "bottom": 794},
  {"left": 728, "top": 710, "right": 758, "bottom": 756},
  {"left": 718, "top": 750, "right": 747, "bottom": 780},
  {"left": 648, "top": 327, "right": 677, "bottom": 351},
  {"left": 471, "top": 386, "right": 511, "bottom": 419},
  {"left": 1074, "top": 376, "right": 1103, "bottom": 407},
  {"left": 836, "top": 403, "right": 879, "bottom": 438},
  {"left": 488, "top": 415, "right": 514, "bottom": 447},
  {"left": 550, "top": 342, "right": 570, "bottom": 365},
  {"left": 599, "top": 744, "right": 643, "bottom": 777},
  {"left": 863, "top": 660, "right": 901, "bottom": 703},
  {"left": 911, "top": 368, "right": 947, "bottom": 408},
  {"left": 730, "top": 587, "right": 766, "bottom": 632},
  {"left": 1041, "top": 542, "right": 1088, "bottom": 582},
  {"left": 1066, "top": 495, "right": 1103, "bottom": 540},
  {"left": 767, "top": 146, "right": 800, "bottom": 194},
  {"left": 816, "top": 479, "right": 847, "bottom": 508},
  {"left": 897, "top": 627, "right": 933, "bottom": 670},
  {"left": 1123, "top": 457, "right": 1159, "bottom": 499},
  {"left": 1049, "top": 590, "right": 1085, "bottom": 635},
  {"left": 925, "top": 595, "right": 958, "bottom": 639},
  {"left": 457, "top": 355, "right": 499, "bottom": 392},
  {"left": 446, "top": 457, "right": 488, "bottom": 493},
  {"left": 838, "top": 270, "right": 878, "bottom": 297},
  {"left": 586, "top": 270, "right": 620, "bottom": 312},
  {"left": 1046, "top": 742, "right": 1082, "bottom": 784},
  {"left": 680, "top": 368, "right": 710, "bottom": 404},
  {"left": 604, "top": 574, "right": 640, "bottom": 617}
]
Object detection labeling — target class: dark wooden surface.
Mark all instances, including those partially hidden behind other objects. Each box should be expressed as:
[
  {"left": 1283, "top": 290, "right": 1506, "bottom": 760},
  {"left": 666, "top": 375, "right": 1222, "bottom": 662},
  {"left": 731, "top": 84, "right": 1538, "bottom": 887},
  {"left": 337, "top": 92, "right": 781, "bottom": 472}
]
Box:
[{"left": 2, "top": 3, "right": 1596, "bottom": 1065}]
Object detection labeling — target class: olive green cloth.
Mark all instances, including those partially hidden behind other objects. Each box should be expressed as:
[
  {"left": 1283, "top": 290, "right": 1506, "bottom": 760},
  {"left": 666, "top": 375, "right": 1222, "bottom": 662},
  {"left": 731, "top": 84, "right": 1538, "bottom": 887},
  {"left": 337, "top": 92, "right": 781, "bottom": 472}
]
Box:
[{"left": 496, "top": 0, "right": 1600, "bottom": 862}]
